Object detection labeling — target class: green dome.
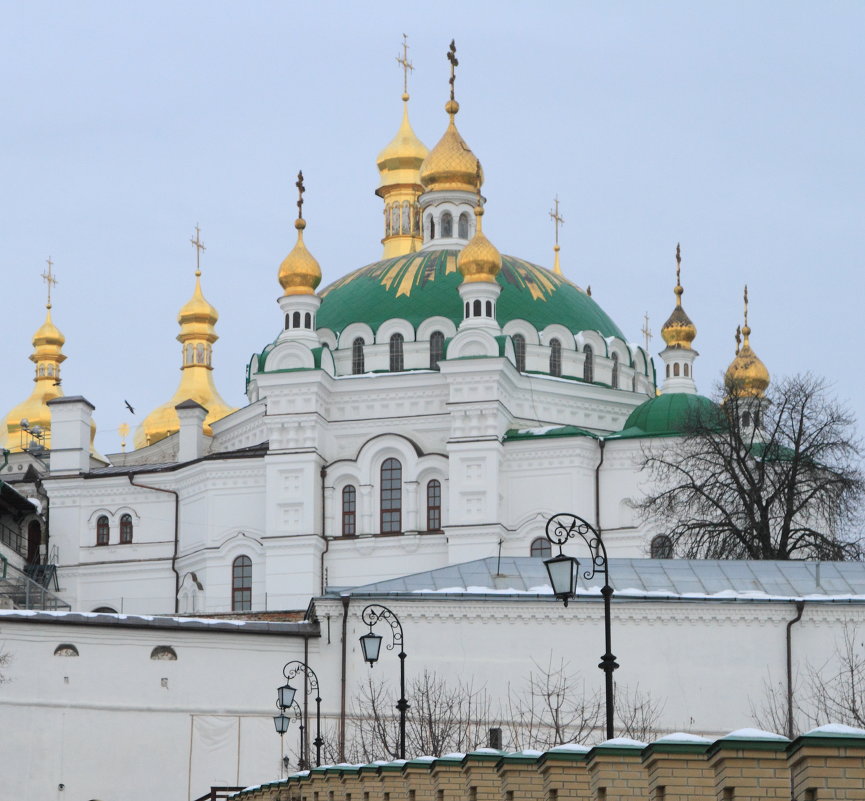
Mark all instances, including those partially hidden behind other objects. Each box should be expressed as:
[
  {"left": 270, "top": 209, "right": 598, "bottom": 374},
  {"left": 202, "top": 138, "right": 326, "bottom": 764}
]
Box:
[
  {"left": 317, "top": 249, "right": 625, "bottom": 338},
  {"left": 617, "top": 393, "right": 719, "bottom": 438}
]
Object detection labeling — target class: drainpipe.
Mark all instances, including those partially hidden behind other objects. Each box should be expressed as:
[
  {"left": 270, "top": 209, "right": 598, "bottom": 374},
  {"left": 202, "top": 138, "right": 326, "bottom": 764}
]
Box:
[
  {"left": 339, "top": 594, "right": 350, "bottom": 762},
  {"left": 786, "top": 601, "right": 805, "bottom": 739},
  {"left": 320, "top": 467, "right": 330, "bottom": 595},
  {"left": 128, "top": 474, "right": 180, "bottom": 614},
  {"left": 595, "top": 438, "right": 606, "bottom": 534}
]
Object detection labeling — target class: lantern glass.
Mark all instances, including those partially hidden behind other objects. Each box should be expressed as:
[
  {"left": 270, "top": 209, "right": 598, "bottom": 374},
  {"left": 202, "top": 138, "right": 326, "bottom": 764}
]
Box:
[
  {"left": 359, "top": 631, "right": 383, "bottom": 664},
  {"left": 278, "top": 681, "right": 297, "bottom": 710},
  {"left": 544, "top": 553, "right": 579, "bottom": 602},
  {"left": 273, "top": 713, "right": 290, "bottom": 735}
]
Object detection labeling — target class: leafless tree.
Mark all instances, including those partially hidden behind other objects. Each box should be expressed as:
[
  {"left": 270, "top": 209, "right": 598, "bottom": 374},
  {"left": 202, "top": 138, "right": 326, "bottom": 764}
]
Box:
[
  {"left": 0, "top": 645, "right": 11, "bottom": 685},
  {"left": 637, "top": 374, "right": 864, "bottom": 560},
  {"left": 614, "top": 682, "right": 664, "bottom": 742}
]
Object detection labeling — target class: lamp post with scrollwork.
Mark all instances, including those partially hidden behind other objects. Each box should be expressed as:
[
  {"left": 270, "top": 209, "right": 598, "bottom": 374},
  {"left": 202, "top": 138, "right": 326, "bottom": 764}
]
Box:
[
  {"left": 543, "top": 512, "right": 618, "bottom": 740},
  {"left": 358, "top": 604, "right": 408, "bottom": 759},
  {"left": 273, "top": 697, "right": 306, "bottom": 770},
  {"left": 276, "top": 660, "right": 322, "bottom": 767}
]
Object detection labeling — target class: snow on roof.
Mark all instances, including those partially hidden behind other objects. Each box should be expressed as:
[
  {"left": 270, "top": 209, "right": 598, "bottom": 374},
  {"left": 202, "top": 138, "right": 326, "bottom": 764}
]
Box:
[
  {"left": 654, "top": 732, "right": 713, "bottom": 744},
  {"left": 804, "top": 723, "right": 865, "bottom": 737},
  {"left": 596, "top": 737, "right": 648, "bottom": 748},
  {"left": 722, "top": 728, "right": 789, "bottom": 741},
  {"left": 547, "top": 743, "right": 589, "bottom": 753},
  {"left": 331, "top": 557, "right": 865, "bottom": 603}
]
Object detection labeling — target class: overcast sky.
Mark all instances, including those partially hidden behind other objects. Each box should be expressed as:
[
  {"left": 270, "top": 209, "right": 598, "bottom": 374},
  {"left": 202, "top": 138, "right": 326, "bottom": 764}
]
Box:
[{"left": 2, "top": 1, "right": 863, "bottom": 455}]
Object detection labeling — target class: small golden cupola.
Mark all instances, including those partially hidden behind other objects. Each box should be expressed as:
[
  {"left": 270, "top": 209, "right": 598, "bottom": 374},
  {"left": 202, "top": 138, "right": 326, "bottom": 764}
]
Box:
[
  {"left": 725, "top": 285, "right": 770, "bottom": 398},
  {"left": 658, "top": 245, "right": 699, "bottom": 395},
  {"left": 134, "top": 227, "right": 236, "bottom": 450},
  {"left": 418, "top": 41, "right": 484, "bottom": 249},
  {"left": 2, "top": 259, "right": 66, "bottom": 451},
  {"left": 376, "top": 35, "right": 429, "bottom": 258}
]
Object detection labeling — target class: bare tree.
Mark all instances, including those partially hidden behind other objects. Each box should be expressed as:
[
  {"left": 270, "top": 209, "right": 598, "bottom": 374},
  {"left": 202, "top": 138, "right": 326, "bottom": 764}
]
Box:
[
  {"left": 614, "top": 682, "right": 664, "bottom": 742},
  {"left": 638, "top": 374, "right": 864, "bottom": 560},
  {"left": 0, "top": 645, "right": 11, "bottom": 685}
]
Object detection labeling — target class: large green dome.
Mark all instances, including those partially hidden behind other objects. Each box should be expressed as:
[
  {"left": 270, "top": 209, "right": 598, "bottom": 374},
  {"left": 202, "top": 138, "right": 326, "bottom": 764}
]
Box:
[
  {"left": 317, "top": 249, "right": 626, "bottom": 338},
  {"left": 615, "top": 392, "right": 719, "bottom": 438}
]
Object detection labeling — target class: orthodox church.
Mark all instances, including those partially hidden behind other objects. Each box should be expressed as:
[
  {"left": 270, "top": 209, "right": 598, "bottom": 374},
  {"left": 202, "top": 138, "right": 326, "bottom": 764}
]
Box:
[{"left": 0, "top": 45, "right": 771, "bottom": 616}]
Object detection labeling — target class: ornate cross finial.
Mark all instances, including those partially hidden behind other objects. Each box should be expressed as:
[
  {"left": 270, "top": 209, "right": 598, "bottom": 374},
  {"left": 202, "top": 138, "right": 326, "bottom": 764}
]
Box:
[
  {"left": 396, "top": 33, "right": 413, "bottom": 97},
  {"left": 735, "top": 324, "right": 742, "bottom": 355},
  {"left": 447, "top": 40, "right": 458, "bottom": 101},
  {"left": 641, "top": 312, "right": 653, "bottom": 352},
  {"left": 675, "top": 242, "right": 682, "bottom": 286},
  {"left": 190, "top": 224, "right": 206, "bottom": 276},
  {"left": 743, "top": 284, "right": 749, "bottom": 327},
  {"left": 296, "top": 171, "right": 305, "bottom": 220},
  {"left": 549, "top": 196, "right": 564, "bottom": 246},
  {"left": 41, "top": 256, "right": 58, "bottom": 309}
]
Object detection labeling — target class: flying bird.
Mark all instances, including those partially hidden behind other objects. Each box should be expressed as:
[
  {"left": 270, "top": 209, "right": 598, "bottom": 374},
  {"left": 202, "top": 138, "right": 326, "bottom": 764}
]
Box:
[{"left": 124, "top": 400, "right": 135, "bottom": 414}]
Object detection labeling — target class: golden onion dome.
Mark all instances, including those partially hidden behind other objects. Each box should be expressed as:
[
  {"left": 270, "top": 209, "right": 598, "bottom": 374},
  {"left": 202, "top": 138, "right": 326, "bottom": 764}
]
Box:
[
  {"left": 458, "top": 205, "right": 502, "bottom": 283},
  {"left": 178, "top": 271, "right": 218, "bottom": 328},
  {"left": 278, "top": 218, "right": 322, "bottom": 296},
  {"left": 32, "top": 308, "right": 65, "bottom": 349},
  {"left": 725, "top": 286, "right": 769, "bottom": 398},
  {"left": 419, "top": 100, "right": 483, "bottom": 194},
  {"left": 661, "top": 245, "right": 697, "bottom": 349},
  {"left": 376, "top": 94, "right": 429, "bottom": 191}
]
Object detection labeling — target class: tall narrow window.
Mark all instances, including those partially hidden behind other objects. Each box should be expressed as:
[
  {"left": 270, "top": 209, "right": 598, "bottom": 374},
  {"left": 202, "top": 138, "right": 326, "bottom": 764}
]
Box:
[
  {"left": 428, "top": 216, "right": 435, "bottom": 240},
  {"left": 430, "top": 331, "right": 445, "bottom": 369},
  {"left": 426, "top": 479, "right": 442, "bottom": 531},
  {"left": 381, "top": 458, "right": 402, "bottom": 533},
  {"left": 583, "top": 345, "right": 594, "bottom": 383},
  {"left": 352, "top": 338, "right": 365, "bottom": 375},
  {"left": 389, "top": 333, "right": 404, "bottom": 372},
  {"left": 401, "top": 201, "right": 410, "bottom": 234},
  {"left": 549, "top": 338, "right": 562, "bottom": 377},
  {"left": 119, "top": 513, "right": 133, "bottom": 544},
  {"left": 441, "top": 212, "right": 453, "bottom": 238},
  {"left": 391, "top": 205, "right": 399, "bottom": 235},
  {"left": 485, "top": 300, "right": 492, "bottom": 317},
  {"left": 342, "top": 486, "right": 357, "bottom": 536},
  {"left": 304, "top": 312, "right": 311, "bottom": 329},
  {"left": 612, "top": 353, "right": 619, "bottom": 388},
  {"left": 673, "top": 362, "right": 680, "bottom": 377},
  {"left": 684, "top": 363, "right": 690, "bottom": 377},
  {"left": 513, "top": 334, "right": 526, "bottom": 372},
  {"left": 458, "top": 213, "right": 469, "bottom": 239},
  {"left": 96, "top": 515, "right": 109, "bottom": 546},
  {"left": 473, "top": 299, "right": 482, "bottom": 317},
  {"left": 232, "top": 555, "right": 252, "bottom": 611},
  {"left": 292, "top": 311, "right": 301, "bottom": 328}
]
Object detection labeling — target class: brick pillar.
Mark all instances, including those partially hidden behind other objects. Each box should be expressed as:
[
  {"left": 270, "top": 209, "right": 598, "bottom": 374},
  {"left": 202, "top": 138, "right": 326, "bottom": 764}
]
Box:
[
  {"left": 497, "top": 751, "right": 544, "bottom": 801},
  {"left": 461, "top": 750, "right": 504, "bottom": 801},
  {"left": 431, "top": 755, "right": 468, "bottom": 801},
  {"left": 537, "top": 745, "right": 590, "bottom": 800},
  {"left": 378, "top": 761, "right": 409, "bottom": 801},
  {"left": 586, "top": 741, "right": 649, "bottom": 801},
  {"left": 338, "top": 765, "right": 364, "bottom": 801},
  {"left": 641, "top": 735, "right": 713, "bottom": 801},
  {"left": 707, "top": 731, "right": 790, "bottom": 801},
  {"left": 788, "top": 725, "right": 865, "bottom": 801},
  {"left": 402, "top": 758, "right": 437, "bottom": 801}
]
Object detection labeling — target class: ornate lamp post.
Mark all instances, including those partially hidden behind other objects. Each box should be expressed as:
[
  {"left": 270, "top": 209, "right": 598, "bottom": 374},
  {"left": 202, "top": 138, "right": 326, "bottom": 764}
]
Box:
[
  {"left": 359, "top": 604, "right": 408, "bottom": 759},
  {"left": 544, "top": 512, "right": 618, "bottom": 740},
  {"left": 273, "top": 698, "right": 306, "bottom": 770},
  {"left": 276, "top": 661, "right": 323, "bottom": 767}
]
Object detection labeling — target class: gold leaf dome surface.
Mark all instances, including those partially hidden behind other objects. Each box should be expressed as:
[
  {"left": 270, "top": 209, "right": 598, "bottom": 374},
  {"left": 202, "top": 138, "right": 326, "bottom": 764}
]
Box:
[
  {"left": 661, "top": 304, "right": 697, "bottom": 349},
  {"left": 376, "top": 97, "right": 429, "bottom": 190},
  {"left": 458, "top": 206, "right": 501, "bottom": 283},
  {"left": 419, "top": 102, "right": 483, "bottom": 194},
  {"left": 178, "top": 273, "right": 218, "bottom": 328},
  {"left": 278, "top": 219, "right": 322, "bottom": 296},
  {"left": 725, "top": 326, "right": 770, "bottom": 398}
]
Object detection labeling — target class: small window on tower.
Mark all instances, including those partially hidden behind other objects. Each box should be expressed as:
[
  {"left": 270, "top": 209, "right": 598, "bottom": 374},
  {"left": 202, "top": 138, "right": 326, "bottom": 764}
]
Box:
[
  {"left": 458, "top": 213, "right": 469, "bottom": 239},
  {"left": 401, "top": 201, "right": 410, "bottom": 234},
  {"left": 293, "top": 311, "right": 301, "bottom": 329},
  {"left": 612, "top": 353, "right": 619, "bottom": 388},
  {"left": 583, "top": 345, "right": 594, "bottom": 382},
  {"left": 549, "top": 338, "right": 562, "bottom": 377},
  {"left": 513, "top": 334, "right": 526, "bottom": 372},
  {"left": 352, "top": 338, "right": 365, "bottom": 375},
  {"left": 673, "top": 362, "right": 680, "bottom": 377},
  {"left": 428, "top": 215, "right": 435, "bottom": 240},
  {"left": 485, "top": 300, "right": 492, "bottom": 317},
  {"left": 473, "top": 299, "right": 482, "bottom": 317},
  {"left": 441, "top": 213, "right": 453, "bottom": 238},
  {"left": 304, "top": 312, "right": 311, "bottom": 329},
  {"left": 684, "top": 363, "right": 690, "bottom": 377}
]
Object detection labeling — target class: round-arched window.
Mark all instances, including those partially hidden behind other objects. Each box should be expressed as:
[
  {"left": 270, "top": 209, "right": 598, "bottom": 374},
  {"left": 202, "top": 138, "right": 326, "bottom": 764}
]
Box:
[{"left": 530, "top": 537, "right": 551, "bottom": 558}]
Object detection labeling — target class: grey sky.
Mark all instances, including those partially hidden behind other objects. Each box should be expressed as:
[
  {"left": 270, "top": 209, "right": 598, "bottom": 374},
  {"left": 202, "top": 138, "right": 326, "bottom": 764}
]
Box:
[{"left": 2, "top": 1, "right": 862, "bottom": 454}]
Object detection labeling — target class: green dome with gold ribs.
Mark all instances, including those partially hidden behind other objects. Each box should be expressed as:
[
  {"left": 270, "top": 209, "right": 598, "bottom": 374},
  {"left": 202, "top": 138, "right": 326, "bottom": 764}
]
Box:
[{"left": 317, "top": 249, "right": 625, "bottom": 338}]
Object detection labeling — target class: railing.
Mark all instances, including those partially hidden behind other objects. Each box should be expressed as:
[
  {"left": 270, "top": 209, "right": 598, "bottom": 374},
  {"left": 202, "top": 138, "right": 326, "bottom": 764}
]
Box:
[
  {"left": 0, "top": 519, "right": 26, "bottom": 558},
  {"left": 0, "top": 559, "right": 70, "bottom": 611},
  {"left": 191, "top": 787, "right": 247, "bottom": 801}
]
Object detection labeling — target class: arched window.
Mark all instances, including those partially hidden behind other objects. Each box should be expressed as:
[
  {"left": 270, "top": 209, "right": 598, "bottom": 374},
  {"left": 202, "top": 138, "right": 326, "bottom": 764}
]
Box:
[
  {"left": 530, "top": 537, "right": 551, "bottom": 558},
  {"left": 464, "top": 301, "right": 470, "bottom": 318},
  {"left": 611, "top": 353, "right": 619, "bottom": 388},
  {"left": 384, "top": 206, "right": 390, "bottom": 236},
  {"left": 389, "top": 333, "right": 404, "bottom": 372},
  {"left": 391, "top": 204, "right": 399, "bottom": 235},
  {"left": 426, "top": 479, "right": 442, "bottom": 531},
  {"left": 742, "top": 411, "right": 752, "bottom": 428},
  {"left": 473, "top": 299, "right": 482, "bottom": 317},
  {"left": 666, "top": 363, "right": 670, "bottom": 378},
  {"left": 673, "top": 362, "right": 680, "bottom": 377},
  {"left": 54, "top": 644, "right": 79, "bottom": 657},
  {"left": 684, "top": 363, "right": 690, "bottom": 377},
  {"left": 650, "top": 535, "right": 674, "bottom": 559},
  {"left": 150, "top": 645, "right": 177, "bottom": 661},
  {"left": 304, "top": 312, "right": 311, "bottom": 329},
  {"left": 549, "top": 338, "right": 562, "bottom": 377},
  {"left": 513, "top": 334, "right": 526, "bottom": 372},
  {"left": 119, "top": 514, "right": 133, "bottom": 544},
  {"left": 232, "top": 555, "right": 252, "bottom": 611},
  {"left": 352, "top": 337, "right": 365, "bottom": 374},
  {"left": 284, "top": 314, "right": 290, "bottom": 331},
  {"left": 342, "top": 485, "right": 357, "bottom": 536},
  {"left": 441, "top": 212, "right": 453, "bottom": 238},
  {"left": 583, "top": 345, "right": 594, "bottom": 383},
  {"left": 458, "top": 212, "right": 469, "bottom": 239},
  {"left": 430, "top": 331, "right": 445, "bottom": 369},
  {"left": 485, "top": 300, "right": 492, "bottom": 317},
  {"left": 381, "top": 458, "right": 402, "bottom": 533},
  {"left": 291, "top": 311, "right": 300, "bottom": 329},
  {"left": 428, "top": 215, "right": 435, "bottom": 240},
  {"left": 96, "top": 515, "right": 109, "bottom": 546},
  {"left": 401, "top": 201, "right": 410, "bottom": 234}
]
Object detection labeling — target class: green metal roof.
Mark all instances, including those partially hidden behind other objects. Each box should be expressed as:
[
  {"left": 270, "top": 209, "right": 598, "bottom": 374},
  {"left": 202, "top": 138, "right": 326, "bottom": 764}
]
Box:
[
  {"left": 317, "top": 249, "right": 626, "bottom": 338},
  {"left": 610, "top": 393, "right": 719, "bottom": 439}
]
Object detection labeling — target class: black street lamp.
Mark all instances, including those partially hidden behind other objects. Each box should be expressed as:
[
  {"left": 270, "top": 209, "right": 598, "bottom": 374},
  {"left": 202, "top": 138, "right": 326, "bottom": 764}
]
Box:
[
  {"left": 359, "top": 604, "right": 408, "bottom": 759},
  {"left": 273, "top": 698, "right": 305, "bottom": 770},
  {"left": 544, "top": 512, "right": 618, "bottom": 740},
  {"left": 277, "top": 660, "right": 323, "bottom": 767}
]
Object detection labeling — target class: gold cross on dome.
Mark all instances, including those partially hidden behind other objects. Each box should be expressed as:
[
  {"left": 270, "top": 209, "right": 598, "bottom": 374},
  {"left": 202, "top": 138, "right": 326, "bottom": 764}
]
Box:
[
  {"left": 190, "top": 224, "right": 206, "bottom": 275},
  {"left": 675, "top": 242, "right": 682, "bottom": 286},
  {"left": 549, "top": 196, "right": 564, "bottom": 245},
  {"left": 41, "top": 256, "right": 58, "bottom": 308},
  {"left": 447, "top": 40, "right": 458, "bottom": 101},
  {"left": 743, "top": 284, "right": 749, "bottom": 327},
  {"left": 396, "top": 34, "right": 414, "bottom": 96},
  {"left": 296, "top": 171, "right": 305, "bottom": 219},
  {"left": 641, "top": 312, "right": 652, "bottom": 352}
]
